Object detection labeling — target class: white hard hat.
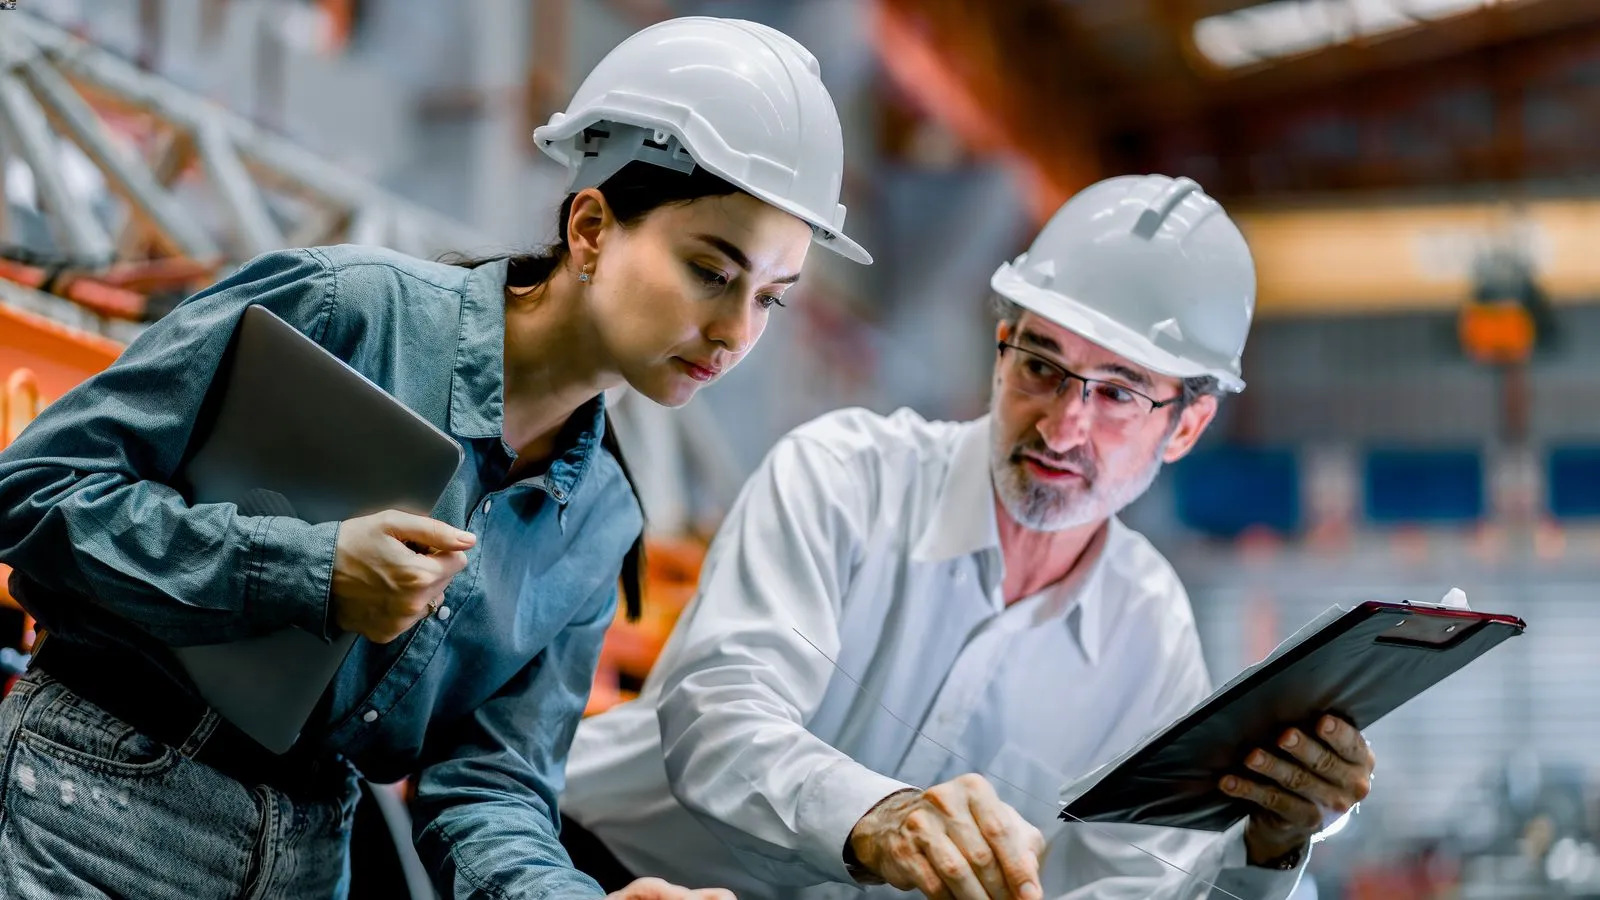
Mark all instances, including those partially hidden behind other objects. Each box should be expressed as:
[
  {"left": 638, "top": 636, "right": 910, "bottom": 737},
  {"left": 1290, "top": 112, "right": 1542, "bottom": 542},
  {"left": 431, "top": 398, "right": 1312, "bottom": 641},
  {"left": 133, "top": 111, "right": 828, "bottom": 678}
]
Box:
[
  {"left": 990, "top": 174, "right": 1255, "bottom": 392},
  {"left": 533, "top": 16, "right": 871, "bottom": 265}
]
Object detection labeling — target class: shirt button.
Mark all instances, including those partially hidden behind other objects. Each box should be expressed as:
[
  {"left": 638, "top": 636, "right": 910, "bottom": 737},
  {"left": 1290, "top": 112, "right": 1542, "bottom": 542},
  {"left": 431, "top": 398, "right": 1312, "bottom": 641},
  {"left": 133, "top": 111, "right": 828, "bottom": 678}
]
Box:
[
  {"left": 551, "top": 489, "right": 566, "bottom": 502},
  {"left": 436, "top": 605, "right": 452, "bottom": 621},
  {"left": 953, "top": 569, "right": 968, "bottom": 584},
  {"left": 362, "top": 710, "right": 378, "bottom": 723},
  {"left": 482, "top": 499, "right": 492, "bottom": 514}
]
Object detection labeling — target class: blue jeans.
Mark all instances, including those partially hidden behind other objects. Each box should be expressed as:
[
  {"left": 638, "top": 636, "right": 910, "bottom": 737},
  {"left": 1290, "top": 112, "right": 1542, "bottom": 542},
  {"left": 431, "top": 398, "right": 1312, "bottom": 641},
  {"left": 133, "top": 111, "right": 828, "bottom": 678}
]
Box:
[{"left": 0, "top": 670, "right": 359, "bottom": 899}]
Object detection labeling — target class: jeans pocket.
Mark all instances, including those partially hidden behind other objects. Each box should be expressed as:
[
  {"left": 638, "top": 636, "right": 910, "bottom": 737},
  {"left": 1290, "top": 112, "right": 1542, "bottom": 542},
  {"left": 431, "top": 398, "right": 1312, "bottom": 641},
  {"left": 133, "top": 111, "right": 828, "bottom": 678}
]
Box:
[
  {"left": 0, "top": 727, "right": 256, "bottom": 900},
  {"left": 15, "top": 678, "right": 179, "bottom": 779},
  {"left": 0, "top": 676, "right": 43, "bottom": 832}
]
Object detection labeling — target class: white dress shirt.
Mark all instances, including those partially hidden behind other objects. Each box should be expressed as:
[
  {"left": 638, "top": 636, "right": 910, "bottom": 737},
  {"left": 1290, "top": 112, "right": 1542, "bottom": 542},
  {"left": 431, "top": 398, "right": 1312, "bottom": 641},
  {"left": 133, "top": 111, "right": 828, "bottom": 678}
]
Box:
[{"left": 563, "top": 408, "right": 1305, "bottom": 900}]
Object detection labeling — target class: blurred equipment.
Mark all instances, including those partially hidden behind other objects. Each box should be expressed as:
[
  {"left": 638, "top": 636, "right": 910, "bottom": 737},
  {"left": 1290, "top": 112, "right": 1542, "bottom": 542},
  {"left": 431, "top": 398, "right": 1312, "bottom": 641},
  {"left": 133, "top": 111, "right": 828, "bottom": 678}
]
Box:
[{"left": 1459, "top": 209, "right": 1552, "bottom": 366}]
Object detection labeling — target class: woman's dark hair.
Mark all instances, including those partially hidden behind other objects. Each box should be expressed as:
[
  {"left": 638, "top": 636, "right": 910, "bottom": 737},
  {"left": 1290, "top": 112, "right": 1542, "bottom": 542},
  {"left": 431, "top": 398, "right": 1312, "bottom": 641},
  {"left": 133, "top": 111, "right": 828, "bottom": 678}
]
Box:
[{"left": 444, "top": 161, "right": 745, "bottom": 621}]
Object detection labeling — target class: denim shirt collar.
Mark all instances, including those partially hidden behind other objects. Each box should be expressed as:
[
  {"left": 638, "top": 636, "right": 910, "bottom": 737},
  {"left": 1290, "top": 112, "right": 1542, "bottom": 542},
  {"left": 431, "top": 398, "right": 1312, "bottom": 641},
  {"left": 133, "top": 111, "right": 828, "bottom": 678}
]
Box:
[{"left": 448, "top": 258, "right": 608, "bottom": 504}]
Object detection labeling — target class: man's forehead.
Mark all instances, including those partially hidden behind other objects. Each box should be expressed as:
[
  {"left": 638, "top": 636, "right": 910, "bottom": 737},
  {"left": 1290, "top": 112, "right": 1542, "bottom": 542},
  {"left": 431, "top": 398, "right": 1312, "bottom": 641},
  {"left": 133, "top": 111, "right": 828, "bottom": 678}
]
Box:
[{"left": 1014, "top": 313, "right": 1165, "bottom": 384}]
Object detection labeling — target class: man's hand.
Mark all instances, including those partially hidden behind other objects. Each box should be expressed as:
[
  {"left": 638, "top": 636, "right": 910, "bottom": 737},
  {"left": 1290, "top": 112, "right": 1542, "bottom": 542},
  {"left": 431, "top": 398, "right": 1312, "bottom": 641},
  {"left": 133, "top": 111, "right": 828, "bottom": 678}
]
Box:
[
  {"left": 331, "top": 510, "right": 476, "bottom": 643},
  {"left": 848, "top": 775, "right": 1046, "bottom": 900},
  {"left": 1220, "top": 714, "right": 1376, "bottom": 867},
  {"left": 604, "top": 876, "right": 734, "bottom": 900}
]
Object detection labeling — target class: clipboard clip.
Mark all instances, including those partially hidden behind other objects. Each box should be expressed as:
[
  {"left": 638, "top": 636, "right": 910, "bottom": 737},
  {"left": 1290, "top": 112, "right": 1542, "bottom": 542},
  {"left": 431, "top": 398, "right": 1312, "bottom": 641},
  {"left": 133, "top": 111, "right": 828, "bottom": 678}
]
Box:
[{"left": 1376, "top": 607, "right": 1487, "bottom": 650}]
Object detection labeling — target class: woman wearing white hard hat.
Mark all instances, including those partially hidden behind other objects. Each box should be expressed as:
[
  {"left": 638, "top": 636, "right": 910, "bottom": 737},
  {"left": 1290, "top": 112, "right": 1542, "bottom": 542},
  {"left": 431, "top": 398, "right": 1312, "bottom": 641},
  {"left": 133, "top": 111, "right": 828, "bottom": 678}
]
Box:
[{"left": 0, "top": 16, "right": 866, "bottom": 900}]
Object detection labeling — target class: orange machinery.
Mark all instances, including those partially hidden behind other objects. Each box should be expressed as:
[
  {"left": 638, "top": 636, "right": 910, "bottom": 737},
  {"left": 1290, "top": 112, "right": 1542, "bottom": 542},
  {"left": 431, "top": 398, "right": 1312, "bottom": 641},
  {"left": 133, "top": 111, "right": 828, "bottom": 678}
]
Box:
[
  {"left": 0, "top": 302, "right": 124, "bottom": 651},
  {"left": 585, "top": 536, "right": 706, "bottom": 716}
]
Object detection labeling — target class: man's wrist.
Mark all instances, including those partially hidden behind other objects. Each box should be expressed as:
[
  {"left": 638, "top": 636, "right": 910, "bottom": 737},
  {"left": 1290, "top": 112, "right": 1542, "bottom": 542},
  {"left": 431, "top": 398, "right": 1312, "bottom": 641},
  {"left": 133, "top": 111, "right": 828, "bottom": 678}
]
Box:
[
  {"left": 1248, "top": 839, "right": 1307, "bottom": 871},
  {"left": 844, "top": 788, "right": 921, "bottom": 884},
  {"left": 843, "top": 836, "right": 886, "bottom": 885}
]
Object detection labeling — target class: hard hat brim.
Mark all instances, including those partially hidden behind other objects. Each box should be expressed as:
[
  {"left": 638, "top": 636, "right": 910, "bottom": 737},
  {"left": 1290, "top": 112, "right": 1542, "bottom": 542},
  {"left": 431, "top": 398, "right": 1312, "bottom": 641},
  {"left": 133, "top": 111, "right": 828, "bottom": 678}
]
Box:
[
  {"left": 736, "top": 182, "right": 873, "bottom": 266},
  {"left": 534, "top": 116, "right": 873, "bottom": 266},
  {"left": 991, "top": 261, "right": 1246, "bottom": 393}
]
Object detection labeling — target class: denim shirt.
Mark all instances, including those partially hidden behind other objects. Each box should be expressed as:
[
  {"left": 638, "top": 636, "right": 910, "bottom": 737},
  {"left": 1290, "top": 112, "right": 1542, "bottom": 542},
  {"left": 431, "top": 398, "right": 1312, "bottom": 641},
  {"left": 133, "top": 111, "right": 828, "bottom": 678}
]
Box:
[{"left": 0, "top": 245, "right": 641, "bottom": 899}]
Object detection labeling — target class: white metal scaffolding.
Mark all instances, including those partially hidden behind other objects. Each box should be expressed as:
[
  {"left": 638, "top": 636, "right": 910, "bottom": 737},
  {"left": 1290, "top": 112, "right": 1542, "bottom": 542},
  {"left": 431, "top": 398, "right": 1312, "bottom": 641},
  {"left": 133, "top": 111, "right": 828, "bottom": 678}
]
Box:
[{"left": 0, "top": 10, "right": 496, "bottom": 273}]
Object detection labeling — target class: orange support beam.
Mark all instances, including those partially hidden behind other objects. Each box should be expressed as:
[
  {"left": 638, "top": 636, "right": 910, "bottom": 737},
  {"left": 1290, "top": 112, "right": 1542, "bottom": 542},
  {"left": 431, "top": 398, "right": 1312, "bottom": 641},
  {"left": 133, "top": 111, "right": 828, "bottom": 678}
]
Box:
[
  {"left": 1, "top": 370, "right": 51, "bottom": 642},
  {"left": 0, "top": 260, "right": 150, "bottom": 321},
  {"left": 0, "top": 303, "right": 122, "bottom": 403},
  {"left": 0, "top": 308, "right": 120, "bottom": 629},
  {"left": 871, "top": 0, "right": 1105, "bottom": 222},
  {"left": 319, "top": 0, "right": 356, "bottom": 53}
]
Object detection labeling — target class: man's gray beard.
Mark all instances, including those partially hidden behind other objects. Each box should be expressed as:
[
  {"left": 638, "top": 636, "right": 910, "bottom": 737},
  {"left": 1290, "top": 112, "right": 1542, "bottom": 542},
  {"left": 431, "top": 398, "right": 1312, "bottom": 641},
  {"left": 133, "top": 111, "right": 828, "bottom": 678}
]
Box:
[{"left": 990, "top": 428, "right": 1168, "bottom": 533}]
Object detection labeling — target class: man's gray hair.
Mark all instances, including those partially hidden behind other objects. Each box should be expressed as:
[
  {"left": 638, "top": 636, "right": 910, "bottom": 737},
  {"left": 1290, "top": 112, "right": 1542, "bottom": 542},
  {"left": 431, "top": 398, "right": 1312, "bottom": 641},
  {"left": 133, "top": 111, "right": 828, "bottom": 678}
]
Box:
[{"left": 989, "top": 293, "right": 1223, "bottom": 407}]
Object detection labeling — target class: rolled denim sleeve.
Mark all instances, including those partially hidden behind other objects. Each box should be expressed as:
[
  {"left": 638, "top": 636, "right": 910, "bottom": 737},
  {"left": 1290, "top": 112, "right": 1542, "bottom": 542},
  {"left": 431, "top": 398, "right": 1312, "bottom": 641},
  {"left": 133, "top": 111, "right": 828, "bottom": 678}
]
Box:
[
  {"left": 411, "top": 579, "right": 617, "bottom": 900},
  {"left": 0, "top": 248, "right": 344, "bottom": 646}
]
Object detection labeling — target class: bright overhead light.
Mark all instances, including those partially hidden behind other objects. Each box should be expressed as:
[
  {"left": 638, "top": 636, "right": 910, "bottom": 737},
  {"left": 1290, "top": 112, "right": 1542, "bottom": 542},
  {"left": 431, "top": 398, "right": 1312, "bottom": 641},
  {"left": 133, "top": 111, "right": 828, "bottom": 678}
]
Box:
[{"left": 1191, "top": 0, "right": 1514, "bottom": 70}]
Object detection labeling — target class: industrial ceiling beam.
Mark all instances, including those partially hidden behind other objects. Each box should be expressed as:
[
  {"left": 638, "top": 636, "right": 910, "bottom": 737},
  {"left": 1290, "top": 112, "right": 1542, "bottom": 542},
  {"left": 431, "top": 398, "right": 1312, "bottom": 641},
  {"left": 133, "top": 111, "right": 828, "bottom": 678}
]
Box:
[
  {"left": 1116, "top": 17, "right": 1600, "bottom": 197},
  {"left": 1107, "top": 0, "right": 1600, "bottom": 128},
  {"left": 870, "top": 0, "right": 1105, "bottom": 220}
]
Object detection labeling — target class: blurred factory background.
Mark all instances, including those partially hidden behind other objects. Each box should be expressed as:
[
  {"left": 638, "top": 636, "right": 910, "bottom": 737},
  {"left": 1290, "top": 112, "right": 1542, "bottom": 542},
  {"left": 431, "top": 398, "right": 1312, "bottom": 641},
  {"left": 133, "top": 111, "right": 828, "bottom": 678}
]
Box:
[{"left": 5, "top": 1, "right": 1600, "bottom": 897}]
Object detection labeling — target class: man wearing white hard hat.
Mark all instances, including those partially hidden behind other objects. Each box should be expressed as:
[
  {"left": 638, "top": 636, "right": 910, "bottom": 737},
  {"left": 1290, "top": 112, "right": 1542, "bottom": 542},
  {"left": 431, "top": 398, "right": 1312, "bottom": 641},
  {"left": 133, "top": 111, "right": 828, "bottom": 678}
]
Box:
[{"left": 560, "top": 175, "right": 1375, "bottom": 900}]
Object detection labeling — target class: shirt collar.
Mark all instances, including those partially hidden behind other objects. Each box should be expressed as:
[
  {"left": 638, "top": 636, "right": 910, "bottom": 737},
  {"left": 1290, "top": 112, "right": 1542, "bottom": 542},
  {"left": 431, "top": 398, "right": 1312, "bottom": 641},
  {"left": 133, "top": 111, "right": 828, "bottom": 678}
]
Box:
[
  {"left": 449, "top": 258, "right": 511, "bottom": 441},
  {"left": 447, "top": 257, "right": 607, "bottom": 504},
  {"left": 542, "top": 396, "right": 607, "bottom": 503},
  {"left": 911, "top": 414, "right": 1119, "bottom": 664},
  {"left": 911, "top": 416, "right": 1001, "bottom": 563},
  {"left": 1059, "top": 519, "right": 1114, "bottom": 665}
]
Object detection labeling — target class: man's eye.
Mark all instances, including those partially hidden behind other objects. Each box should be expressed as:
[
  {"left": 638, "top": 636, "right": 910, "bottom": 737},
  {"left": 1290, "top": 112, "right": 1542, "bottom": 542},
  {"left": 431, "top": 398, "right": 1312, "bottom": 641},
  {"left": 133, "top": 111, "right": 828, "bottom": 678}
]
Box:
[{"left": 1094, "top": 384, "right": 1136, "bottom": 404}]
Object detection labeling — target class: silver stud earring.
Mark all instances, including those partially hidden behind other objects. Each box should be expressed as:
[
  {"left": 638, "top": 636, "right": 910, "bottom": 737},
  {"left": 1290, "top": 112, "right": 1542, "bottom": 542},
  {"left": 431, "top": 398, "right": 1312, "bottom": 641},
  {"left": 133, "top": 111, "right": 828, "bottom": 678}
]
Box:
[{"left": 578, "top": 265, "right": 592, "bottom": 284}]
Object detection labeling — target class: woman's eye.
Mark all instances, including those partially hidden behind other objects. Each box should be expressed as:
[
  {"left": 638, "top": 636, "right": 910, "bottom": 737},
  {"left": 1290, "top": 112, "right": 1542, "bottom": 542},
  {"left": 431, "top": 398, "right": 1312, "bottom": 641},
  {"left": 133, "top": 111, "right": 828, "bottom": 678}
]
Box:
[
  {"left": 758, "top": 294, "right": 787, "bottom": 310},
  {"left": 691, "top": 263, "right": 729, "bottom": 287}
]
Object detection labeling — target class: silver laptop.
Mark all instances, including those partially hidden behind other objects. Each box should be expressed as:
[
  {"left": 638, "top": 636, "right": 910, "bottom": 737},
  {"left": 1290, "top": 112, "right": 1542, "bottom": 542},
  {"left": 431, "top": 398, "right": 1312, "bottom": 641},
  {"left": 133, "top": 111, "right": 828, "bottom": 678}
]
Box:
[{"left": 173, "top": 304, "right": 464, "bottom": 753}]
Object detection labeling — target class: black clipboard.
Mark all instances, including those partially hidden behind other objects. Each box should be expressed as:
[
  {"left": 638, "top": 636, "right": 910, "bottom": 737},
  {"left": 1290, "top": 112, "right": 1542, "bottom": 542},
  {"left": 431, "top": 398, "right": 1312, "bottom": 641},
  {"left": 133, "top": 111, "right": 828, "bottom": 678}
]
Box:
[{"left": 1060, "top": 600, "right": 1526, "bottom": 832}]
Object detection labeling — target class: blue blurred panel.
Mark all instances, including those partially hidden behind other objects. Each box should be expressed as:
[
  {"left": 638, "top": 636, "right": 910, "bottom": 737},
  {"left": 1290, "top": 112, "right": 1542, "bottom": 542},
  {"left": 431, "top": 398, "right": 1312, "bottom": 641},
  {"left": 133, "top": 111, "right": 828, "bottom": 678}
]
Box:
[
  {"left": 1363, "top": 448, "right": 1484, "bottom": 524},
  {"left": 1547, "top": 446, "right": 1600, "bottom": 520},
  {"left": 1173, "top": 447, "right": 1300, "bottom": 538}
]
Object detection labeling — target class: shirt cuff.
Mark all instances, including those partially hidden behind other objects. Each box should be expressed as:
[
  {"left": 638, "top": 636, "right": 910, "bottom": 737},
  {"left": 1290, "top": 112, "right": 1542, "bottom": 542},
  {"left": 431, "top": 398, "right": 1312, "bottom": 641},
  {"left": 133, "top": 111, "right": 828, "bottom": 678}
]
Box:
[
  {"left": 797, "top": 756, "right": 917, "bottom": 883},
  {"left": 246, "top": 516, "right": 341, "bottom": 639},
  {"left": 1216, "top": 822, "right": 1310, "bottom": 900}
]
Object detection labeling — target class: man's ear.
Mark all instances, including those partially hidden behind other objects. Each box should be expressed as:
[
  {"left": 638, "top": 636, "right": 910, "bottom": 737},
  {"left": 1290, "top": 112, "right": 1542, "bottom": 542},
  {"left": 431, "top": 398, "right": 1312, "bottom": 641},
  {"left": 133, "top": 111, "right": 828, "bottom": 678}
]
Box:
[{"left": 1162, "top": 395, "right": 1218, "bottom": 463}]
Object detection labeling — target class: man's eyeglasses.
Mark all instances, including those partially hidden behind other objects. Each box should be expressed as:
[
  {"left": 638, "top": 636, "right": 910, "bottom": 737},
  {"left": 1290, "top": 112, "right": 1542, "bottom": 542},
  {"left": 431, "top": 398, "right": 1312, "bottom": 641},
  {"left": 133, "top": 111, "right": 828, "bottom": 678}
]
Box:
[{"left": 996, "top": 341, "right": 1181, "bottom": 422}]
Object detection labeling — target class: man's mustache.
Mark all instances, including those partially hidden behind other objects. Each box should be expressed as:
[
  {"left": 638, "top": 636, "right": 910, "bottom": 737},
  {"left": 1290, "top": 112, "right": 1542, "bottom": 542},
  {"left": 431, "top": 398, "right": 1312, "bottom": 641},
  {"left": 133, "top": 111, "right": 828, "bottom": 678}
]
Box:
[{"left": 1009, "top": 441, "right": 1098, "bottom": 484}]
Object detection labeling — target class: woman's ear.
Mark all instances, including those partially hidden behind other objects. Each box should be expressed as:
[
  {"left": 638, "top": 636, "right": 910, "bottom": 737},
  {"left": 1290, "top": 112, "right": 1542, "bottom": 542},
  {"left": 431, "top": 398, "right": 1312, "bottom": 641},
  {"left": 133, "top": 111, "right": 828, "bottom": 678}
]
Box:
[{"left": 566, "top": 188, "right": 612, "bottom": 272}]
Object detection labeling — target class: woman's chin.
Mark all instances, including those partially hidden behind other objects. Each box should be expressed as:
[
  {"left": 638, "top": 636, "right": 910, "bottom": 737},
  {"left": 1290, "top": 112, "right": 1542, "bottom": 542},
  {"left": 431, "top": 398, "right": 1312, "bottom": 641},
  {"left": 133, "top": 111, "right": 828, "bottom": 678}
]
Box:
[{"left": 627, "top": 372, "right": 699, "bottom": 409}]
